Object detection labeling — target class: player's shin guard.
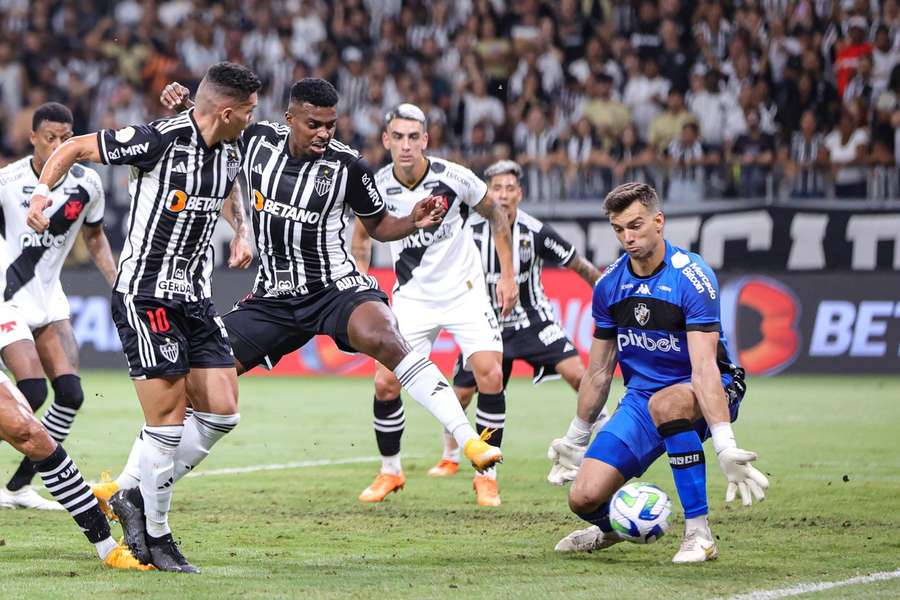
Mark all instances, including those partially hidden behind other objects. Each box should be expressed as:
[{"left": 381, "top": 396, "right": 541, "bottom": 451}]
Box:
[
  {"left": 6, "top": 375, "right": 83, "bottom": 491},
  {"left": 139, "top": 424, "right": 183, "bottom": 538},
  {"left": 373, "top": 396, "right": 404, "bottom": 474},
  {"left": 35, "top": 445, "right": 111, "bottom": 544},
  {"left": 172, "top": 411, "right": 240, "bottom": 481},
  {"left": 115, "top": 429, "right": 144, "bottom": 489},
  {"left": 658, "top": 419, "right": 708, "bottom": 519},
  {"left": 575, "top": 501, "right": 614, "bottom": 533},
  {"left": 393, "top": 351, "right": 477, "bottom": 447}
]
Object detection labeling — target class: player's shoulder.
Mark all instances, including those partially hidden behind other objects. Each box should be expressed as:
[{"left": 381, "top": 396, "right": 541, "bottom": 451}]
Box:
[
  {"left": 594, "top": 252, "right": 628, "bottom": 296},
  {"left": 245, "top": 120, "right": 289, "bottom": 142},
  {"left": 325, "top": 138, "right": 362, "bottom": 163},
  {"left": 0, "top": 156, "right": 32, "bottom": 184},
  {"left": 374, "top": 163, "right": 394, "bottom": 186},
  {"left": 67, "top": 162, "right": 101, "bottom": 182},
  {"left": 429, "top": 156, "right": 483, "bottom": 192},
  {"left": 147, "top": 111, "right": 194, "bottom": 137},
  {"left": 516, "top": 209, "right": 544, "bottom": 232}
]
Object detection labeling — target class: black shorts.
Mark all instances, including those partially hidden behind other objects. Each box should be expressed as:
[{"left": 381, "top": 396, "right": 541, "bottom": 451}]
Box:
[
  {"left": 224, "top": 275, "right": 388, "bottom": 371},
  {"left": 111, "top": 292, "right": 234, "bottom": 379},
  {"left": 452, "top": 319, "right": 580, "bottom": 389}
]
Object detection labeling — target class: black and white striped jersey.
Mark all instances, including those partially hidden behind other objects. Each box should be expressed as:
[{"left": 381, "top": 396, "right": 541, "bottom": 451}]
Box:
[
  {"left": 241, "top": 122, "right": 385, "bottom": 297},
  {"left": 0, "top": 156, "right": 104, "bottom": 304},
  {"left": 470, "top": 209, "right": 575, "bottom": 330},
  {"left": 98, "top": 108, "right": 243, "bottom": 301},
  {"left": 374, "top": 157, "right": 488, "bottom": 301}
]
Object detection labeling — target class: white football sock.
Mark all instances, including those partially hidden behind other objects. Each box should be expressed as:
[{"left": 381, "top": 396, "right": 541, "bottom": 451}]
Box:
[
  {"left": 685, "top": 514, "right": 710, "bottom": 535},
  {"left": 139, "top": 424, "right": 182, "bottom": 538},
  {"left": 380, "top": 453, "right": 402, "bottom": 475},
  {"left": 172, "top": 412, "right": 240, "bottom": 482},
  {"left": 115, "top": 430, "right": 143, "bottom": 489},
  {"left": 94, "top": 536, "right": 118, "bottom": 560},
  {"left": 394, "top": 352, "right": 477, "bottom": 448},
  {"left": 442, "top": 428, "right": 460, "bottom": 462},
  {"left": 479, "top": 466, "right": 497, "bottom": 480}
]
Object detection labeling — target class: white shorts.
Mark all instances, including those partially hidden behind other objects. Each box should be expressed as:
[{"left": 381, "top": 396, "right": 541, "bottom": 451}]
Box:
[
  {"left": 392, "top": 286, "right": 503, "bottom": 365},
  {"left": 8, "top": 281, "right": 71, "bottom": 330},
  {"left": 0, "top": 301, "right": 34, "bottom": 353}
]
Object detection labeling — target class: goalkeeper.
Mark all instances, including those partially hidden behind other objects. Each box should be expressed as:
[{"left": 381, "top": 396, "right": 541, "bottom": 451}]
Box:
[{"left": 547, "top": 182, "right": 769, "bottom": 563}]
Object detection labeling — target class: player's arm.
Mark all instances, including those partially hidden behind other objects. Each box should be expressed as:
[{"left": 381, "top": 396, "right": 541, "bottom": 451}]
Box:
[
  {"left": 566, "top": 254, "right": 603, "bottom": 286},
  {"left": 687, "top": 330, "right": 769, "bottom": 506},
  {"left": 474, "top": 193, "right": 517, "bottom": 316},
  {"left": 221, "top": 182, "right": 253, "bottom": 269},
  {"left": 547, "top": 334, "right": 618, "bottom": 485},
  {"left": 27, "top": 135, "right": 102, "bottom": 232},
  {"left": 81, "top": 224, "right": 117, "bottom": 287},
  {"left": 351, "top": 217, "right": 373, "bottom": 274}
]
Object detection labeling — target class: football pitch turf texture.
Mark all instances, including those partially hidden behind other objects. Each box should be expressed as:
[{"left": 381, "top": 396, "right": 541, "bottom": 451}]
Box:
[{"left": 1, "top": 372, "right": 898, "bottom": 599}]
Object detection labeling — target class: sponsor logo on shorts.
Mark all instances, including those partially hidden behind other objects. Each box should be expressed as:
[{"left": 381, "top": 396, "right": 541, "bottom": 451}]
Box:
[
  {"left": 538, "top": 323, "right": 566, "bottom": 346},
  {"left": 0, "top": 320, "right": 18, "bottom": 333},
  {"left": 335, "top": 274, "right": 378, "bottom": 292},
  {"left": 159, "top": 342, "right": 179, "bottom": 363}
]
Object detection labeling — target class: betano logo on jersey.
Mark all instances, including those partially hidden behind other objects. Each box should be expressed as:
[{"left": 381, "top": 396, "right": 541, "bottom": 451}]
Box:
[
  {"left": 166, "top": 190, "right": 225, "bottom": 213},
  {"left": 252, "top": 191, "right": 321, "bottom": 224}
]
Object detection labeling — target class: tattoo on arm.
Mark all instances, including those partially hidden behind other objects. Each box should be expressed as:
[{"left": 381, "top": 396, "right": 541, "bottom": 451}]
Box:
[
  {"left": 475, "top": 195, "right": 513, "bottom": 269},
  {"left": 568, "top": 255, "right": 602, "bottom": 286}
]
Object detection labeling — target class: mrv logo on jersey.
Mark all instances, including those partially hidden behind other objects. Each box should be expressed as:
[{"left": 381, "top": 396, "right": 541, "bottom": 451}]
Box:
[
  {"left": 617, "top": 329, "right": 682, "bottom": 353},
  {"left": 106, "top": 142, "right": 150, "bottom": 161},
  {"left": 20, "top": 231, "right": 67, "bottom": 248}
]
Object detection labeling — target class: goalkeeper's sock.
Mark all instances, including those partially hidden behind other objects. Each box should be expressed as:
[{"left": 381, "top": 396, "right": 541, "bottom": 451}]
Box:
[
  {"left": 576, "top": 501, "right": 613, "bottom": 533},
  {"left": 373, "top": 395, "right": 404, "bottom": 470},
  {"left": 394, "top": 352, "right": 477, "bottom": 447},
  {"left": 658, "top": 419, "right": 708, "bottom": 519}
]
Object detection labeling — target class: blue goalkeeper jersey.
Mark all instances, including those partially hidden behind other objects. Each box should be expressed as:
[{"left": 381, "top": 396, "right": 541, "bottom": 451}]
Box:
[{"left": 592, "top": 240, "right": 739, "bottom": 392}]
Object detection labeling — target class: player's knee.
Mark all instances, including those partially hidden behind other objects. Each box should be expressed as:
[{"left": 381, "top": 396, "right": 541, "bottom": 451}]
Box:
[
  {"left": 568, "top": 486, "right": 603, "bottom": 514},
  {"left": 16, "top": 378, "right": 48, "bottom": 412},
  {"left": 647, "top": 392, "right": 692, "bottom": 425},
  {"left": 5, "top": 414, "right": 51, "bottom": 455},
  {"left": 51, "top": 374, "right": 84, "bottom": 411},
  {"left": 473, "top": 362, "right": 504, "bottom": 393},
  {"left": 374, "top": 370, "right": 402, "bottom": 399}
]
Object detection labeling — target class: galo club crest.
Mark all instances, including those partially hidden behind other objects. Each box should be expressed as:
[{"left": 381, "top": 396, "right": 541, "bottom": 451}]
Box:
[
  {"left": 159, "top": 341, "right": 179, "bottom": 363},
  {"left": 315, "top": 166, "right": 334, "bottom": 196},
  {"left": 634, "top": 302, "right": 650, "bottom": 326}
]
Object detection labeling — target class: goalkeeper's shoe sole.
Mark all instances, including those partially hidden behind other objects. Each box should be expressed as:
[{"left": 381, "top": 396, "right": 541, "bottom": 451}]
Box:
[
  {"left": 672, "top": 529, "right": 718, "bottom": 563},
  {"left": 555, "top": 526, "right": 622, "bottom": 553},
  {"left": 463, "top": 429, "right": 502, "bottom": 472},
  {"left": 427, "top": 459, "right": 459, "bottom": 477},
  {"left": 103, "top": 544, "right": 155, "bottom": 571},
  {"left": 358, "top": 472, "right": 406, "bottom": 503},
  {"left": 92, "top": 475, "right": 120, "bottom": 521},
  {"left": 109, "top": 488, "right": 151, "bottom": 565}
]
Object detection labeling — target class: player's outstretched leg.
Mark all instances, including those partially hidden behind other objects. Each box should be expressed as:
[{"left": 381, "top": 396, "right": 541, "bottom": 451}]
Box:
[
  {"left": 0, "top": 378, "right": 149, "bottom": 570},
  {"left": 556, "top": 452, "right": 626, "bottom": 553},
  {"left": 359, "top": 368, "right": 406, "bottom": 502},
  {"left": 3, "top": 375, "right": 84, "bottom": 510}
]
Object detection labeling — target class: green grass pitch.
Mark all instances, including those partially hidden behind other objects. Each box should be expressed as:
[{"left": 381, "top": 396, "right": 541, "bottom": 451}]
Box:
[{"left": 1, "top": 372, "right": 898, "bottom": 599}]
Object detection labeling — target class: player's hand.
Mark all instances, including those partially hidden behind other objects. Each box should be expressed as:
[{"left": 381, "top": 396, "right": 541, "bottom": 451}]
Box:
[
  {"left": 27, "top": 195, "right": 52, "bottom": 233},
  {"left": 228, "top": 236, "right": 253, "bottom": 269},
  {"left": 411, "top": 195, "right": 447, "bottom": 228},
  {"left": 496, "top": 275, "right": 518, "bottom": 317},
  {"left": 546, "top": 438, "right": 586, "bottom": 485},
  {"left": 717, "top": 447, "right": 769, "bottom": 506},
  {"left": 160, "top": 82, "right": 191, "bottom": 111}
]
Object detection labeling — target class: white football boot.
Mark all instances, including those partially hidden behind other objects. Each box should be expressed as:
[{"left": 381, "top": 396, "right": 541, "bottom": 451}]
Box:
[
  {"left": 555, "top": 525, "right": 622, "bottom": 553},
  {"left": 672, "top": 528, "right": 718, "bottom": 563},
  {"left": 0, "top": 486, "right": 64, "bottom": 510}
]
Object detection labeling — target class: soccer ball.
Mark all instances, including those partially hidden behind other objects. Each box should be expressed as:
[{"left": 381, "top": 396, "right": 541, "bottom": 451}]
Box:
[{"left": 609, "top": 482, "right": 672, "bottom": 544}]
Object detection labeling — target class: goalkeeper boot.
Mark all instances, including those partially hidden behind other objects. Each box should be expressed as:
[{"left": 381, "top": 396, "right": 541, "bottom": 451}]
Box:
[
  {"left": 148, "top": 533, "right": 200, "bottom": 573},
  {"left": 358, "top": 472, "right": 406, "bottom": 503},
  {"left": 555, "top": 526, "right": 622, "bottom": 553},
  {"left": 92, "top": 472, "right": 120, "bottom": 520},
  {"left": 672, "top": 527, "right": 718, "bottom": 563},
  {"left": 103, "top": 544, "right": 155, "bottom": 571},
  {"left": 473, "top": 475, "right": 501, "bottom": 507},
  {"left": 109, "top": 487, "right": 150, "bottom": 564},
  {"left": 463, "top": 429, "right": 502, "bottom": 472},
  {"left": 0, "top": 486, "right": 63, "bottom": 510},
  {"left": 427, "top": 459, "right": 459, "bottom": 477}
]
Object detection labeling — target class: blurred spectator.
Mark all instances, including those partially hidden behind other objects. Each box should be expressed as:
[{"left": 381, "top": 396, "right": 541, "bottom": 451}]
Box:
[
  {"left": 824, "top": 109, "right": 870, "bottom": 198},
  {"left": 461, "top": 74, "right": 505, "bottom": 145},
  {"left": 623, "top": 56, "right": 670, "bottom": 141},
  {"left": 729, "top": 107, "right": 776, "bottom": 198},
  {"left": 843, "top": 53, "right": 875, "bottom": 106},
  {"left": 514, "top": 105, "right": 563, "bottom": 201},
  {"left": 582, "top": 73, "right": 630, "bottom": 148},
  {"left": 561, "top": 117, "right": 614, "bottom": 197},
  {"left": 658, "top": 19, "right": 693, "bottom": 93},
  {"left": 780, "top": 110, "right": 828, "bottom": 198},
  {"left": 665, "top": 121, "right": 718, "bottom": 203},
  {"left": 610, "top": 124, "right": 657, "bottom": 186},
  {"left": 871, "top": 25, "right": 899, "bottom": 94},
  {"left": 834, "top": 16, "right": 873, "bottom": 98},
  {"left": 688, "top": 69, "right": 739, "bottom": 150},
  {"left": 649, "top": 88, "right": 696, "bottom": 153}
]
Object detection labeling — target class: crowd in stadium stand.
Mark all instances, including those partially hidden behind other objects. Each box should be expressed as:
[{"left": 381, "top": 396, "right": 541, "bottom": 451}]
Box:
[{"left": 0, "top": 0, "right": 898, "bottom": 202}]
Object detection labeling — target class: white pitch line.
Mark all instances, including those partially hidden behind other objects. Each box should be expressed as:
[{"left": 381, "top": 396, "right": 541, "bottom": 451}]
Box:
[
  {"left": 719, "top": 569, "right": 900, "bottom": 600},
  {"left": 184, "top": 455, "right": 422, "bottom": 478}
]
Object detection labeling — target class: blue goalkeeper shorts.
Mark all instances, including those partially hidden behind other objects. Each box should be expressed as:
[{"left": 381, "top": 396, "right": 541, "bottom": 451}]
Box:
[{"left": 584, "top": 374, "right": 744, "bottom": 480}]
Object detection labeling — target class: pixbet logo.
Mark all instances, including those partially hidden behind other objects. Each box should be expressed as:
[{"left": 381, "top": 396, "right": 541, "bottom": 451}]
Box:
[
  {"left": 617, "top": 329, "right": 682, "bottom": 353},
  {"left": 20, "top": 231, "right": 66, "bottom": 248}
]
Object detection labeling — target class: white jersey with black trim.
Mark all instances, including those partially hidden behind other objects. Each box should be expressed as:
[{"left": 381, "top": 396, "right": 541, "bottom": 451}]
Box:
[
  {"left": 375, "top": 156, "right": 488, "bottom": 302},
  {"left": 98, "top": 108, "right": 243, "bottom": 301},
  {"left": 241, "top": 122, "right": 386, "bottom": 297},
  {"left": 469, "top": 209, "right": 576, "bottom": 330},
  {"left": 0, "top": 156, "right": 104, "bottom": 309}
]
